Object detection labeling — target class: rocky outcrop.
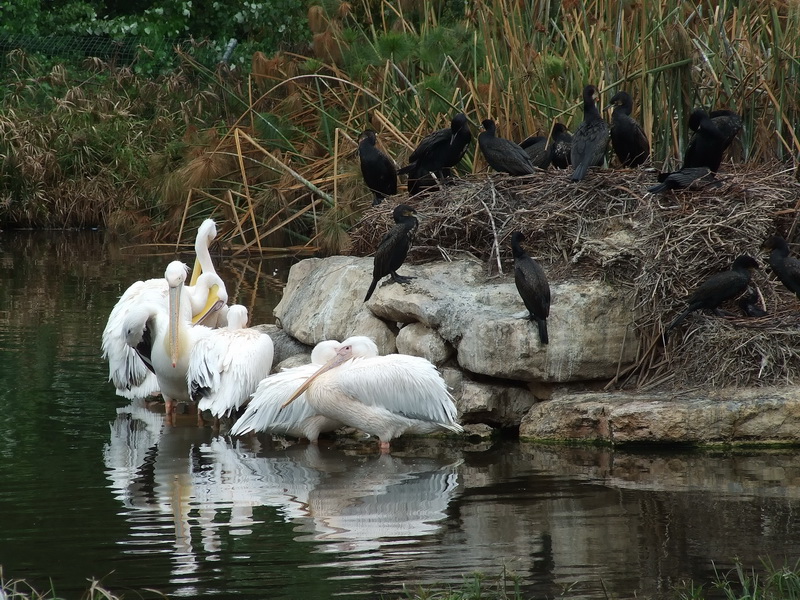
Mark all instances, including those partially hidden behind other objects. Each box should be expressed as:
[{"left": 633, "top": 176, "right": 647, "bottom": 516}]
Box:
[
  {"left": 270, "top": 256, "right": 800, "bottom": 445},
  {"left": 274, "top": 256, "right": 398, "bottom": 352},
  {"left": 520, "top": 387, "right": 800, "bottom": 445},
  {"left": 275, "top": 256, "right": 638, "bottom": 382},
  {"left": 253, "top": 324, "right": 310, "bottom": 366}
]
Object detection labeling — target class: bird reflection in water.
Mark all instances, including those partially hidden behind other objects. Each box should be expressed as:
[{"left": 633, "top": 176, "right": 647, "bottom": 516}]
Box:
[{"left": 103, "top": 402, "right": 463, "bottom": 577}]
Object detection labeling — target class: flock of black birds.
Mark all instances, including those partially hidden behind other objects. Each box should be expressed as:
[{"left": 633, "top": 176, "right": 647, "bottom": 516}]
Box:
[{"left": 357, "top": 84, "right": 798, "bottom": 342}]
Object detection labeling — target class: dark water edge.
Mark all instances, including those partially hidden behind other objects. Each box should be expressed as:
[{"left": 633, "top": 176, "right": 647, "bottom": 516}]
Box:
[{"left": 1, "top": 230, "right": 799, "bottom": 600}]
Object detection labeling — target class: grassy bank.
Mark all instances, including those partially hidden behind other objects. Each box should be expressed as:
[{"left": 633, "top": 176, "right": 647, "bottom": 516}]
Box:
[
  {"left": 1, "top": 1, "right": 799, "bottom": 249},
  {"left": 4, "top": 560, "right": 800, "bottom": 599}
]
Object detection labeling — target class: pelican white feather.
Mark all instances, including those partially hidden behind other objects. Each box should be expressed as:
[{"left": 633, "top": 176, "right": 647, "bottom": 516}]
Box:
[
  {"left": 189, "top": 219, "right": 229, "bottom": 326},
  {"left": 230, "top": 339, "right": 347, "bottom": 441},
  {"left": 282, "top": 336, "right": 462, "bottom": 451},
  {"left": 121, "top": 261, "right": 216, "bottom": 420},
  {"left": 190, "top": 219, "right": 218, "bottom": 285},
  {"left": 187, "top": 305, "right": 274, "bottom": 419},
  {"left": 102, "top": 221, "right": 228, "bottom": 398}
]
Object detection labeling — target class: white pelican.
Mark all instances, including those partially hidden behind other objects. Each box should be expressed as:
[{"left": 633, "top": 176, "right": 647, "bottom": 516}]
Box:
[
  {"left": 229, "top": 338, "right": 377, "bottom": 442},
  {"left": 189, "top": 218, "right": 229, "bottom": 327},
  {"left": 189, "top": 218, "right": 218, "bottom": 285},
  {"left": 122, "top": 261, "right": 220, "bottom": 420},
  {"left": 187, "top": 304, "right": 274, "bottom": 421},
  {"left": 102, "top": 220, "right": 227, "bottom": 399},
  {"left": 282, "top": 337, "right": 463, "bottom": 452}
]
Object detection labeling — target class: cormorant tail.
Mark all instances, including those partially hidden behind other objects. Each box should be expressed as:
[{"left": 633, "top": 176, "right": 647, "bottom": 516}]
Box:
[
  {"left": 571, "top": 161, "right": 589, "bottom": 182},
  {"left": 364, "top": 278, "right": 379, "bottom": 302},
  {"left": 536, "top": 318, "right": 549, "bottom": 345},
  {"left": 647, "top": 181, "right": 669, "bottom": 193},
  {"left": 665, "top": 307, "right": 692, "bottom": 336},
  {"left": 397, "top": 163, "right": 415, "bottom": 175}
]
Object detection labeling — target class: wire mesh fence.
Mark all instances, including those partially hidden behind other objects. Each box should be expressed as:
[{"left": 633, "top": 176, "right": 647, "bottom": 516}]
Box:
[{"left": 0, "top": 33, "right": 227, "bottom": 71}]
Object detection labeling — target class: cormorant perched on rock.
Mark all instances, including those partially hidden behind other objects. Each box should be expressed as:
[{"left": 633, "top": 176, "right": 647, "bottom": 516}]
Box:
[
  {"left": 666, "top": 255, "right": 759, "bottom": 335},
  {"left": 358, "top": 130, "right": 397, "bottom": 206},
  {"left": 647, "top": 167, "right": 714, "bottom": 193},
  {"left": 683, "top": 108, "right": 742, "bottom": 172},
  {"left": 761, "top": 235, "right": 800, "bottom": 299},
  {"left": 364, "top": 204, "right": 418, "bottom": 302},
  {"left": 519, "top": 135, "right": 551, "bottom": 169},
  {"left": 511, "top": 231, "right": 550, "bottom": 345},
  {"left": 609, "top": 91, "right": 649, "bottom": 167},
  {"left": 570, "top": 85, "right": 610, "bottom": 181},
  {"left": 548, "top": 123, "right": 572, "bottom": 169},
  {"left": 399, "top": 113, "right": 472, "bottom": 195},
  {"left": 478, "top": 119, "right": 536, "bottom": 175}
]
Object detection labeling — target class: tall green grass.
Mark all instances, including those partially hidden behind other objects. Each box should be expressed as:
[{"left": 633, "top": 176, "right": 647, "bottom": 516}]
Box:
[
  {"left": 3, "top": 560, "right": 800, "bottom": 599},
  {"left": 678, "top": 560, "right": 800, "bottom": 600}
]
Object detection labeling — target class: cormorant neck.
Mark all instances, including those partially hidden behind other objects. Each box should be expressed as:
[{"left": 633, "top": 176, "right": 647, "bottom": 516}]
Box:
[
  {"left": 511, "top": 238, "right": 526, "bottom": 258},
  {"left": 772, "top": 244, "right": 790, "bottom": 258},
  {"left": 584, "top": 96, "right": 601, "bottom": 121}
]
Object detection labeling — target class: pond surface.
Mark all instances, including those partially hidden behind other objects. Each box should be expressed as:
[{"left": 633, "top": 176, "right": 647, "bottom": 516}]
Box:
[{"left": 1, "top": 230, "right": 799, "bottom": 599}]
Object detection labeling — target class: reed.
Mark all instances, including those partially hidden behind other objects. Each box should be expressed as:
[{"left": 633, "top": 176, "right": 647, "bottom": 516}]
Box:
[
  {"left": 172, "top": 0, "right": 800, "bottom": 253},
  {"left": 2, "top": 1, "right": 799, "bottom": 249}
]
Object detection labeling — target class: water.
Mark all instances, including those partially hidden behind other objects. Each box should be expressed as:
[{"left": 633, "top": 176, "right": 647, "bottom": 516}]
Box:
[{"left": 1, "top": 230, "right": 799, "bottom": 599}]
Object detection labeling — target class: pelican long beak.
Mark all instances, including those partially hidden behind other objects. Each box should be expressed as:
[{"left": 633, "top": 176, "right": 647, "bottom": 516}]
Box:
[
  {"left": 189, "top": 257, "right": 202, "bottom": 287},
  {"left": 192, "top": 284, "right": 223, "bottom": 325},
  {"left": 281, "top": 348, "right": 352, "bottom": 409},
  {"left": 168, "top": 284, "right": 181, "bottom": 368}
]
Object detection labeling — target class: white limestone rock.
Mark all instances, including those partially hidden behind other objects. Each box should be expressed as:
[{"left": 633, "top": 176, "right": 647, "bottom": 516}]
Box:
[
  {"left": 276, "top": 255, "right": 638, "bottom": 383},
  {"left": 273, "top": 256, "right": 397, "bottom": 353},
  {"left": 520, "top": 387, "right": 800, "bottom": 444},
  {"left": 396, "top": 322, "right": 454, "bottom": 365},
  {"left": 458, "top": 380, "right": 539, "bottom": 428}
]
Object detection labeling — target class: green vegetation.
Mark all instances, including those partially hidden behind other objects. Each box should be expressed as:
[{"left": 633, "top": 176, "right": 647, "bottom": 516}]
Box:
[
  {"left": 677, "top": 560, "right": 800, "bottom": 600},
  {"left": 0, "top": 0, "right": 798, "bottom": 251},
  {"left": 4, "top": 560, "right": 800, "bottom": 599}
]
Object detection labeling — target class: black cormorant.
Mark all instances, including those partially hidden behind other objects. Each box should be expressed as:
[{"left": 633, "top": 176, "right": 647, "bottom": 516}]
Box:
[
  {"left": 609, "top": 91, "right": 650, "bottom": 167},
  {"left": 691, "top": 109, "right": 742, "bottom": 139},
  {"left": 511, "top": 231, "right": 551, "bottom": 345},
  {"left": 738, "top": 288, "right": 767, "bottom": 317},
  {"left": 647, "top": 167, "right": 714, "bottom": 193},
  {"left": 761, "top": 235, "right": 800, "bottom": 299},
  {"left": 570, "top": 85, "right": 610, "bottom": 181},
  {"left": 548, "top": 123, "right": 572, "bottom": 169},
  {"left": 399, "top": 113, "right": 472, "bottom": 194},
  {"left": 683, "top": 108, "right": 741, "bottom": 172},
  {"left": 519, "top": 135, "right": 551, "bottom": 169},
  {"left": 666, "top": 255, "right": 759, "bottom": 334},
  {"left": 358, "top": 130, "right": 398, "bottom": 206},
  {"left": 478, "top": 119, "right": 536, "bottom": 175},
  {"left": 364, "top": 204, "right": 419, "bottom": 302},
  {"left": 406, "top": 168, "right": 453, "bottom": 196}
]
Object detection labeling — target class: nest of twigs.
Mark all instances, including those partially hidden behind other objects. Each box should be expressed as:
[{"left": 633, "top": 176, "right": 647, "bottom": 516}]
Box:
[{"left": 349, "top": 164, "right": 800, "bottom": 390}]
